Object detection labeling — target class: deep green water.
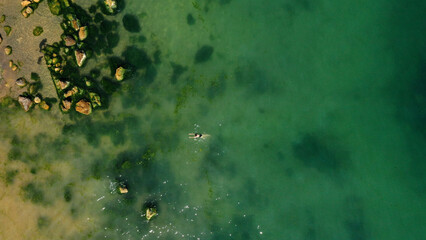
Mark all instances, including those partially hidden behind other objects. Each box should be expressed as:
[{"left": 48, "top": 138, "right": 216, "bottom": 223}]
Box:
[{"left": 0, "top": 0, "right": 425, "bottom": 239}]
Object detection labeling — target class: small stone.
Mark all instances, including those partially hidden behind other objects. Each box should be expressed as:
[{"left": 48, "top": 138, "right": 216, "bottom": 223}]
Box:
[
  {"left": 61, "top": 99, "right": 72, "bottom": 112},
  {"left": 0, "top": 34, "right": 3, "bottom": 45},
  {"left": 146, "top": 208, "right": 157, "bottom": 221},
  {"left": 4, "top": 46, "right": 12, "bottom": 55},
  {"left": 16, "top": 77, "right": 27, "bottom": 87},
  {"left": 63, "top": 35, "right": 76, "bottom": 46},
  {"left": 75, "top": 99, "right": 92, "bottom": 115},
  {"left": 0, "top": 15, "right": 5, "bottom": 23},
  {"left": 18, "top": 96, "right": 33, "bottom": 112},
  {"left": 11, "top": 64, "right": 18, "bottom": 71},
  {"left": 39, "top": 101, "right": 50, "bottom": 110},
  {"left": 119, "top": 187, "right": 128, "bottom": 194},
  {"left": 33, "top": 26, "right": 43, "bottom": 36},
  {"left": 74, "top": 49, "right": 87, "bottom": 67},
  {"left": 4, "top": 26, "right": 12, "bottom": 36},
  {"left": 79, "top": 26, "right": 88, "bottom": 41},
  {"left": 115, "top": 66, "right": 126, "bottom": 81},
  {"left": 64, "top": 87, "right": 78, "bottom": 98},
  {"left": 34, "top": 0, "right": 40, "bottom": 3},
  {"left": 9, "top": 60, "right": 13, "bottom": 68},
  {"left": 34, "top": 97, "right": 41, "bottom": 104},
  {"left": 21, "top": 0, "right": 31, "bottom": 7}
]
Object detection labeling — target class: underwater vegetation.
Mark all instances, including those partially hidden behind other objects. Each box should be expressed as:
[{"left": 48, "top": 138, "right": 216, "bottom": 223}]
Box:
[
  {"left": 122, "top": 14, "right": 141, "bottom": 33},
  {"left": 292, "top": 132, "right": 349, "bottom": 177},
  {"left": 194, "top": 45, "right": 214, "bottom": 63},
  {"left": 21, "top": 183, "right": 47, "bottom": 205}
]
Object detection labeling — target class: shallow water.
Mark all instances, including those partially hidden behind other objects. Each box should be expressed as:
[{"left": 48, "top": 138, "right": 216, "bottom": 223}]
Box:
[{"left": 0, "top": 0, "right": 425, "bottom": 239}]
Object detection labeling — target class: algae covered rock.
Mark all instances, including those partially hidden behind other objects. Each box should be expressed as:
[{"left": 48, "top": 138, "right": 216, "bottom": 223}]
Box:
[
  {"left": 75, "top": 99, "right": 92, "bottom": 115},
  {"left": 89, "top": 92, "right": 101, "bottom": 108},
  {"left": 33, "top": 26, "right": 44, "bottom": 36},
  {"left": 4, "top": 26, "right": 12, "bottom": 36},
  {"left": 48, "top": 0, "right": 62, "bottom": 15},
  {"left": 0, "top": 15, "right": 5, "bottom": 23},
  {"left": 18, "top": 96, "right": 33, "bottom": 112}
]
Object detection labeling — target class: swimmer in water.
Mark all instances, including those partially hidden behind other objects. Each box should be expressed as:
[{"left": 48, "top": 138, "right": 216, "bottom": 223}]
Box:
[{"left": 188, "top": 133, "right": 210, "bottom": 139}]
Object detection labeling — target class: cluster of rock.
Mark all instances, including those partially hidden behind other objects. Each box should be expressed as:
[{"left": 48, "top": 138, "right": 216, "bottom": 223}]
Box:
[
  {"left": 16, "top": 74, "right": 51, "bottom": 112},
  {"left": 20, "top": 0, "right": 42, "bottom": 18},
  {"left": 40, "top": 2, "right": 105, "bottom": 115}
]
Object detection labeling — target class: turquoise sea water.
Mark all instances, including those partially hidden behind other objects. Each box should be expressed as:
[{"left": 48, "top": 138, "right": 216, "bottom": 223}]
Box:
[{"left": 0, "top": 0, "right": 425, "bottom": 239}]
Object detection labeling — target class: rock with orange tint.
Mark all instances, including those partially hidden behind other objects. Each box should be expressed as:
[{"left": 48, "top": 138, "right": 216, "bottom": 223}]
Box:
[{"left": 75, "top": 99, "right": 92, "bottom": 115}]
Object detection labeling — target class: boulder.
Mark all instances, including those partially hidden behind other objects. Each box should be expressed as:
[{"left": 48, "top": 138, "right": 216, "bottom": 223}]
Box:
[
  {"left": 47, "top": 0, "right": 62, "bottom": 15},
  {"left": 103, "top": 0, "right": 118, "bottom": 14},
  {"left": 15, "top": 77, "right": 27, "bottom": 87},
  {"left": 146, "top": 208, "right": 157, "bottom": 221},
  {"left": 119, "top": 187, "right": 128, "bottom": 194},
  {"left": 63, "top": 35, "right": 76, "bottom": 46},
  {"left": 58, "top": 80, "right": 70, "bottom": 90},
  {"left": 18, "top": 96, "right": 33, "bottom": 112},
  {"left": 4, "top": 46, "right": 12, "bottom": 55},
  {"left": 78, "top": 26, "right": 88, "bottom": 41},
  {"left": 74, "top": 49, "right": 87, "bottom": 67},
  {"left": 75, "top": 99, "right": 92, "bottom": 115},
  {"left": 115, "top": 66, "right": 127, "bottom": 81},
  {"left": 34, "top": 97, "right": 41, "bottom": 104},
  {"left": 61, "top": 99, "right": 72, "bottom": 112},
  {"left": 39, "top": 101, "right": 50, "bottom": 110}
]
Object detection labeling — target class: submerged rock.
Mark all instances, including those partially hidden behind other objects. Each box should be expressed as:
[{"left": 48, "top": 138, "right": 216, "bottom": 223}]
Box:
[
  {"left": 89, "top": 92, "right": 101, "bottom": 108},
  {"left": 79, "top": 26, "right": 88, "bottom": 40},
  {"left": 115, "top": 66, "right": 127, "bottom": 81},
  {"left": 4, "top": 45, "right": 12, "bottom": 55},
  {"left": 47, "top": 0, "right": 62, "bottom": 15},
  {"left": 18, "top": 96, "right": 33, "bottom": 112},
  {"left": 75, "top": 99, "right": 92, "bottom": 115},
  {"left": 33, "top": 26, "right": 43, "bottom": 36},
  {"left": 4, "top": 26, "right": 11, "bottom": 36},
  {"left": 16, "top": 77, "right": 27, "bottom": 87},
  {"left": 75, "top": 49, "right": 87, "bottom": 67}
]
